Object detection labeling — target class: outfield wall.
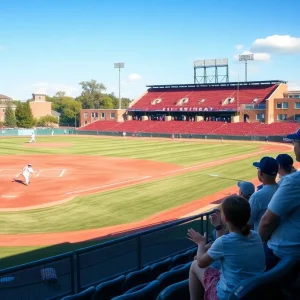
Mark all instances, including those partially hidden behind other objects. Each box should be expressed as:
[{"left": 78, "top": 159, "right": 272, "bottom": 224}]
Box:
[
  {"left": 76, "top": 130, "right": 285, "bottom": 143},
  {"left": 0, "top": 128, "right": 75, "bottom": 136}
]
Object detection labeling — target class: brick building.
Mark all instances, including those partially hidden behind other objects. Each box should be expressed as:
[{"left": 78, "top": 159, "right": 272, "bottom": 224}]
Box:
[
  {"left": 29, "top": 94, "right": 52, "bottom": 119},
  {"left": 0, "top": 94, "right": 16, "bottom": 124},
  {"left": 80, "top": 109, "right": 126, "bottom": 126}
]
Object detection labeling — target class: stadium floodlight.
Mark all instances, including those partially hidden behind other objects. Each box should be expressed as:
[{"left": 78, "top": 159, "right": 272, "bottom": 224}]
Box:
[
  {"left": 114, "top": 62, "right": 125, "bottom": 109},
  {"left": 239, "top": 54, "right": 254, "bottom": 82}
]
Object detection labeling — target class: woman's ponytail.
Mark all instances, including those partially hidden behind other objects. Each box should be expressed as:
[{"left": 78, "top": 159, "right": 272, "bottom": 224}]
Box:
[{"left": 241, "top": 224, "right": 251, "bottom": 236}]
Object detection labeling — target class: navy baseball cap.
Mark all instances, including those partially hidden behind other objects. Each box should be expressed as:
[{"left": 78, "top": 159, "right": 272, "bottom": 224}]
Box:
[
  {"left": 253, "top": 156, "right": 278, "bottom": 176},
  {"left": 276, "top": 154, "right": 293, "bottom": 167},
  {"left": 287, "top": 128, "right": 300, "bottom": 141}
]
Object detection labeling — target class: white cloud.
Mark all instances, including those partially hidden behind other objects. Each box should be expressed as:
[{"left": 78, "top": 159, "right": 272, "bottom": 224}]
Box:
[
  {"left": 234, "top": 51, "right": 271, "bottom": 62},
  {"left": 250, "top": 35, "right": 300, "bottom": 54},
  {"left": 128, "top": 73, "right": 142, "bottom": 82},
  {"left": 235, "top": 44, "right": 244, "bottom": 51},
  {"left": 31, "top": 82, "right": 78, "bottom": 97}
]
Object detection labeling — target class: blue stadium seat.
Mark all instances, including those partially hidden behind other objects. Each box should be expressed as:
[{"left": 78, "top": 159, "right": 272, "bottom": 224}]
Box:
[
  {"left": 150, "top": 257, "right": 172, "bottom": 280},
  {"left": 157, "top": 263, "right": 190, "bottom": 289},
  {"left": 229, "top": 256, "right": 299, "bottom": 300},
  {"left": 123, "top": 266, "right": 151, "bottom": 291},
  {"left": 189, "top": 247, "right": 197, "bottom": 259},
  {"left": 156, "top": 279, "right": 189, "bottom": 300},
  {"left": 170, "top": 250, "right": 192, "bottom": 268},
  {"left": 93, "top": 275, "right": 126, "bottom": 300},
  {"left": 61, "top": 286, "right": 95, "bottom": 300},
  {"left": 170, "top": 261, "right": 192, "bottom": 271},
  {"left": 125, "top": 282, "right": 149, "bottom": 294},
  {"left": 111, "top": 280, "right": 161, "bottom": 300}
]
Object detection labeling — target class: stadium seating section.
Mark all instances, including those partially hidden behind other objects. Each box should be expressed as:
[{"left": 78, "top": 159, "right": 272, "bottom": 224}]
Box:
[
  {"left": 78, "top": 120, "right": 299, "bottom": 137},
  {"left": 130, "top": 85, "right": 277, "bottom": 111},
  {"left": 61, "top": 248, "right": 300, "bottom": 300}
]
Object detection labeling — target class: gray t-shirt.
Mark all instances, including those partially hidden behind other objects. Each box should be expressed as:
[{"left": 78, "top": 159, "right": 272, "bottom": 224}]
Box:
[
  {"left": 208, "top": 231, "right": 265, "bottom": 300},
  {"left": 249, "top": 184, "right": 278, "bottom": 231},
  {"left": 268, "top": 172, "right": 300, "bottom": 259}
]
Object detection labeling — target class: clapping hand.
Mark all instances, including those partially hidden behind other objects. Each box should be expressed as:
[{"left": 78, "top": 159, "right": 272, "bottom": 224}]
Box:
[
  {"left": 187, "top": 228, "right": 206, "bottom": 245},
  {"left": 209, "top": 210, "right": 222, "bottom": 227}
]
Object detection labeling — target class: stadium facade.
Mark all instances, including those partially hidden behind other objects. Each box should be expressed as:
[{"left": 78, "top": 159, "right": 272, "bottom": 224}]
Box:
[{"left": 80, "top": 80, "right": 300, "bottom": 125}]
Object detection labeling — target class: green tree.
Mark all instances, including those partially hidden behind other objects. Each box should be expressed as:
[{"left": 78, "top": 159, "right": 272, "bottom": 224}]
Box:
[
  {"left": 109, "top": 93, "right": 132, "bottom": 109},
  {"left": 15, "top": 102, "right": 25, "bottom": 128},
  {"left": 47, "top": 93, "right": 82, "bottom": 126},
  {"left": 15, "top": 102, "right": 35, "bottom": 128},
  {"left": 77, "top": 79, "right": 106, "bottom": 109},
  {"left": 4, "top": 104, "right": 17, "bottom": 127},
  {"left": 36, "top": 115, "right": 58, "bottom": 127}
]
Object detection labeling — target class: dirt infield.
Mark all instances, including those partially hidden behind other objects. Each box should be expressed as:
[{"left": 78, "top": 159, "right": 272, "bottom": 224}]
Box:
[
  {"left": 0, "top": 155, "right": 179, "bottom": 210},
  {"left": 0, "top": 141, "right": 296, "bottom": 246}
]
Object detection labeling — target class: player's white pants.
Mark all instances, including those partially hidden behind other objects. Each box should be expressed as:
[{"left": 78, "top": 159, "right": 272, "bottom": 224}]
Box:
[
  {"left": 23, "top": 174, "right": 30, "bottom": 185},
  {"left": 30, "top": 138, "right": 36, "bottom": 143},
  {"left": 15, "top": 173, "right": 30, "bottom": 185}
]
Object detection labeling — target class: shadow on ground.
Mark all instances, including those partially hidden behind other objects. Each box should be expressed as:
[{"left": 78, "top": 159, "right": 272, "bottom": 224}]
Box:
[{"left": 0, "top": 218, "right": 178, "bottom": 270}]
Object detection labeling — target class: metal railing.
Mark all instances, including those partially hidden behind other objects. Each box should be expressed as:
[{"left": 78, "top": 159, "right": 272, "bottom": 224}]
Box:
[
  {"left": 241, "top": 103, "right": 266, "bottom": 110},
  {"left": 0, "top": 211, "right": 215, "bottom": 299},
  {"left": 0, "top": 252, "right": 74, "bottom": 300}
]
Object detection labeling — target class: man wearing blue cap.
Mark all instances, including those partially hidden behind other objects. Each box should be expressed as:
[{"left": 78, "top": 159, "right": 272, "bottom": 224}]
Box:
[
  {"left": 237, "top": 181, "right": 255, "bottom": 201},
  {"left": 248, "top": 157, "right": 278, "bottom": 231},
  {"left": 276, "top": 154, "right": 297, "bottom": 185},
  {"left": 259, "top": 129, "right": 300, "bottom": 269}
]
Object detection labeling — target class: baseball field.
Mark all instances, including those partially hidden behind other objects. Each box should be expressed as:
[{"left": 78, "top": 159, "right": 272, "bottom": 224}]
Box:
[{"left": 0, "top": 135, "right": 295, "bottom": 268}]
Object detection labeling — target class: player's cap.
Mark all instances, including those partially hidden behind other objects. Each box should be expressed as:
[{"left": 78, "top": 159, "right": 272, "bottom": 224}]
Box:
[
  {"left": 28, "top": 164, "right": 32, "bottom": 166},
  {"left": 237, "top": 181, "right": 255, "bottom": 197},
  {"left": 276, "top": 154, "right": 293, "bottom": 167},
  {"left": 286, "top": 128, "right": 300, "bottom": 141},
  {"left": 253, "top": 156, "right": 278, "bottom": 176}
]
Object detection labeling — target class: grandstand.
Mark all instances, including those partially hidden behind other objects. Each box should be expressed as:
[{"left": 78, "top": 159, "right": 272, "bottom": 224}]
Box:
[{"left": 79, "top": 79, "right": 300, "bottom": 137}]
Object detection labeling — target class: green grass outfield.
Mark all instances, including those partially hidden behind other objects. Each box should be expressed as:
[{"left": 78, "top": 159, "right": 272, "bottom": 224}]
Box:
[{"left": 0, "top": 136, "right": 293, "bottom": 268}]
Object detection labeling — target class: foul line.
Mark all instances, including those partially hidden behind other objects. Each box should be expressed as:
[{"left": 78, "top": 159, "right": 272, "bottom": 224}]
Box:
[
  {"left": 65, "top": 176, "right": 153, "bottom": 195},
  {"left": 161, "top": 150, "right": 269, "bottom": 175},
  {"left": 35, "top": 169, "right": 44, "bottom": 177},
  {"left": 2, "top": 195, "right": 17, "bottom": 198},
  {"left": 59, "top": 169, "right": 66, "bottom": 177}
]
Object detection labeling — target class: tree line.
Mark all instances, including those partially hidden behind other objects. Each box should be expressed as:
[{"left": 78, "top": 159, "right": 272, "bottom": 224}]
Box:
[{"left": 1, "top": 80, "right": 133, "bottom": 128}]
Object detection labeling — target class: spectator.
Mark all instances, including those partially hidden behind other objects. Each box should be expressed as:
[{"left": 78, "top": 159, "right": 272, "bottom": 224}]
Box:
[
  {"left": 248, "top": 157, "right": 278, "bottom": 231},
  {"left": 188, "top": 195, "right": 265, "bottom": 300},
  {"left": 259, "top": 129, "right": 300, "bottom": 269},
  {"left": 275, "top": 153, "right": 297, "bottom": 185},
  {"left": 237, "top": 181, "right": 255, "bottom": 201},
  {"left": 209, "top": 181, "right": 255, "bottom": 242}
]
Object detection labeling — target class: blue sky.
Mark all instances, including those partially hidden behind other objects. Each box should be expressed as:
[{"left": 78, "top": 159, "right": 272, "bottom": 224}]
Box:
[{"left": 1, "top": 0, "right": 300, "bottom": 100}]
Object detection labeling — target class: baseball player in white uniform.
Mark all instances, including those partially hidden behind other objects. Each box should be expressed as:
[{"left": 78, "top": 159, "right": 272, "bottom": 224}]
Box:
[
  {"left": 14, "top": 164, "right": 35, "bottom": 186},
  {"left": 29, "top": 132, "right": 36, "bottom": 143}
]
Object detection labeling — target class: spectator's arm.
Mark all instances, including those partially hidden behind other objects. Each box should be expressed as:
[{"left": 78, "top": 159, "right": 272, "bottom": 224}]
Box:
[
  {"left": 200, "top": 237, "right": 224, "bottom": 268},
  {"left": 210, "top": 210, "right": 225, "bottom": 238},
  {"left": 259, "top": 175, "right": 299, "bottom": 241},
  {"left": 258, "top": 209, "right": 280, "bottom": 242},
  {"left": 248, "top": 195, "right": 258, "bottom": 227},
  {"left": 197, "top": 252, "right": 214, "bottom": 268}
]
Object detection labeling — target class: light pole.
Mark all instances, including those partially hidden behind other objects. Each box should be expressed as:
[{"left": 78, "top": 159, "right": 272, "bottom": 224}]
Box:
[
  {"left": 114, "top": 62, "right": 125, "bottom": 109},
  {"left": 239, "top": 54, "right": 254, "bottom": 82}
]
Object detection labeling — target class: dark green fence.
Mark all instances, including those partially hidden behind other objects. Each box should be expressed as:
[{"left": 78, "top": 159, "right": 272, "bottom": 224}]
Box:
[{"left": 0, "top": 211, "right": 215, "bottom": 299}]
